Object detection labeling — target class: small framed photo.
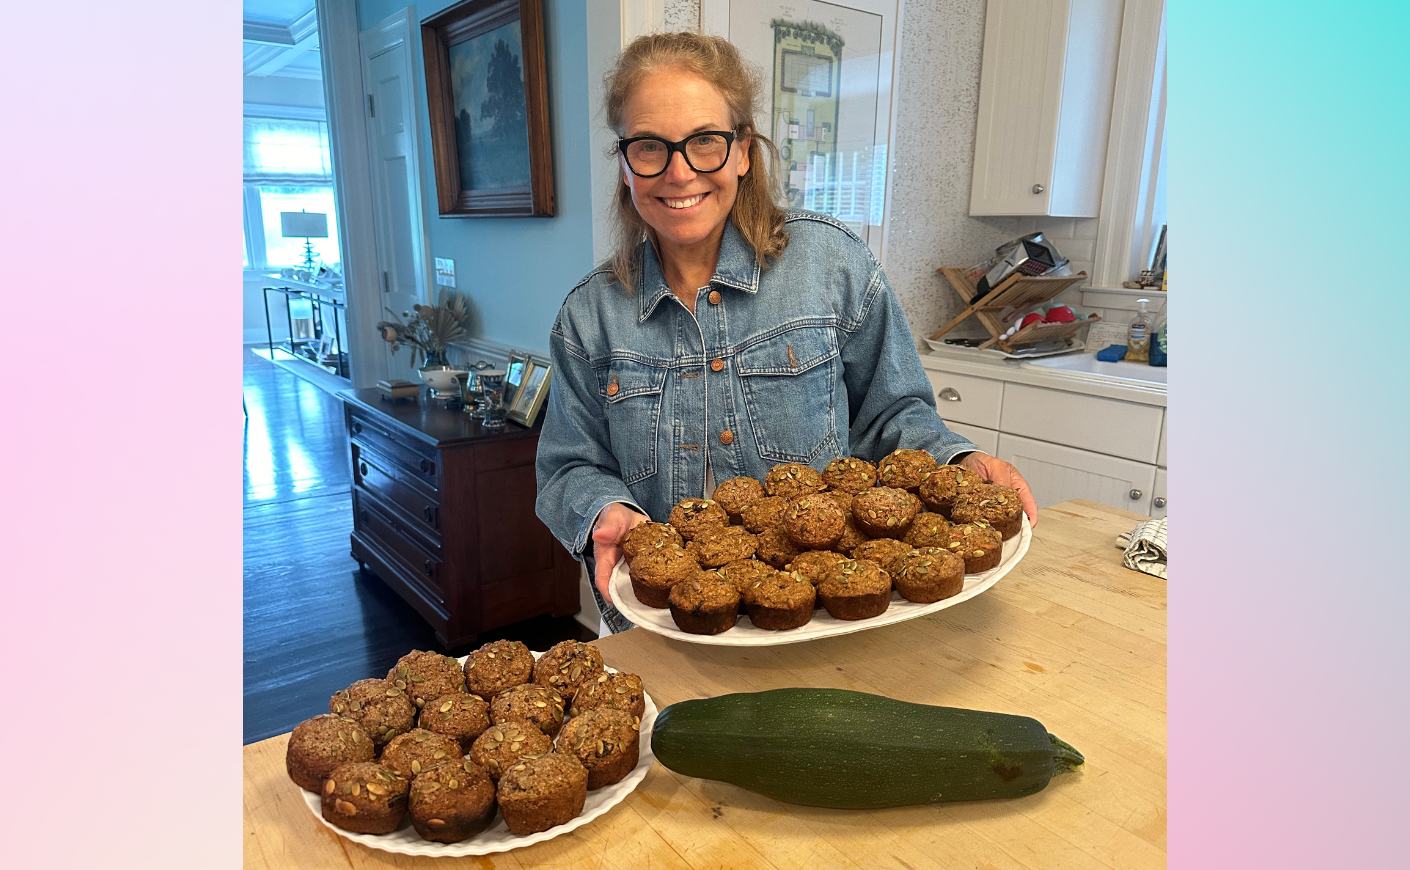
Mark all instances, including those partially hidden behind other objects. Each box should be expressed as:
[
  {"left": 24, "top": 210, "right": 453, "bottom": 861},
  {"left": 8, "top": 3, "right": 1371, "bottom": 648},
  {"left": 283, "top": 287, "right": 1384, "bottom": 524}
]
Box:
[
  {"left": 505, "top": 349, "right": 532, "bottom": 398},
  {"left": 508, "top": 358, "right": 551, "bottom": 427}
]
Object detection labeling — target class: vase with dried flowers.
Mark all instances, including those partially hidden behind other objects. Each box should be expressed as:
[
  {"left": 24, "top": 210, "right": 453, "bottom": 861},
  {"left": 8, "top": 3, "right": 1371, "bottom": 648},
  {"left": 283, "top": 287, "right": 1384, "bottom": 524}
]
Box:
[{"left": 376, "top": 289, "right": 470, "bottom": 370}]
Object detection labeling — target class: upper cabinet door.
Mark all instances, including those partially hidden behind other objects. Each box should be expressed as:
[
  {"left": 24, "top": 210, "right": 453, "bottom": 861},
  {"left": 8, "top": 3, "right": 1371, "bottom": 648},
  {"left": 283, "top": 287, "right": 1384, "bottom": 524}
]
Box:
[{"left": 969, "top": 0, "right": 1123, "bottom": 217}]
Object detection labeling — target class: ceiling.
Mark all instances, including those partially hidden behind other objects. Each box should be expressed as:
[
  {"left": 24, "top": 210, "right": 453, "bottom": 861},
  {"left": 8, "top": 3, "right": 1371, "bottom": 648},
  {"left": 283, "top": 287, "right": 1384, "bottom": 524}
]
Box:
[{"left": 243, "top": 0, "right": 322, "bottom": 80}]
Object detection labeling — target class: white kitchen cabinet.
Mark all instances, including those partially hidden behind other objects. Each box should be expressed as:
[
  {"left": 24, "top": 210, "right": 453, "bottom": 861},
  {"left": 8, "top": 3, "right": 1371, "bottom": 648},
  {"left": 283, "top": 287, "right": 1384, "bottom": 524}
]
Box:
[
  {"left": 1156, "top": 415, "right": 1167, "bottom": 467},
  {"left": 923, "top": 369, "right": 1004, "bottom": 429},
  {"left": 1001, "top": 382, "right": 1163, "bottom": 464},
  {"left": 1150, "top": 467, "right": 1166, "bottom": 520},
  {"left": 969, "top": 0, "right": 1123, "bottom": 217},
  {"left": 997, "top": 433, "right": 1155, "bottom": 515},
  {"left": 943, "top": 421, "right": 1000, "bottom": 457}
]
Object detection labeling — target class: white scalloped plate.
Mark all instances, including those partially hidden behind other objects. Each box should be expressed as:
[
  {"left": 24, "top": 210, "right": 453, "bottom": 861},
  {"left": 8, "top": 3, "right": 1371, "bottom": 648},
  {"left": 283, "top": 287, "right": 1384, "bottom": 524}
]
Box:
[
  {"left": 299, "top": 653, "right": 656, "bottom": 857},
  {"left": 610, "top": 514, "right": 1031, "bottom": 646}
]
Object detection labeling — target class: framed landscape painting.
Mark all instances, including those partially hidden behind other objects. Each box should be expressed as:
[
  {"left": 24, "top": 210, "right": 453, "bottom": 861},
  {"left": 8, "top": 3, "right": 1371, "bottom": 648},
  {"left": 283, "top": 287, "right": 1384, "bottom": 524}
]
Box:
[{"left": 422, "top": 0, "right": 554, "bottom": 217}]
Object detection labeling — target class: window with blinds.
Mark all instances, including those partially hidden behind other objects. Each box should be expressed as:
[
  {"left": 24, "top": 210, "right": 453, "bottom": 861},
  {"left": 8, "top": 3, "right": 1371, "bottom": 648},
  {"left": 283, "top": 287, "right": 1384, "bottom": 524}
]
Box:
[{"left": 242, "top": 114, "right": 342, "bottom": 270}]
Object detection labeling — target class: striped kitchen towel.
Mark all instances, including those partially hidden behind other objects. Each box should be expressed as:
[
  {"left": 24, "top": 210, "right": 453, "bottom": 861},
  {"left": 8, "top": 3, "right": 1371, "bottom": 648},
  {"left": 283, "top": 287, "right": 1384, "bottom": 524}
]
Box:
[{"left": 1116, "top": 517, "right": 1167, "bottom": 579}]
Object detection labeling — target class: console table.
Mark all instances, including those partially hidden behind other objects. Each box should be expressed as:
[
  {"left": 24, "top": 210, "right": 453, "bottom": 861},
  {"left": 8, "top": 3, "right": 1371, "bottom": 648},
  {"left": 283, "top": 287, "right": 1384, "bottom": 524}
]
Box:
[{"left": 339, "top": 388, "right": 579, "bottom": 648}]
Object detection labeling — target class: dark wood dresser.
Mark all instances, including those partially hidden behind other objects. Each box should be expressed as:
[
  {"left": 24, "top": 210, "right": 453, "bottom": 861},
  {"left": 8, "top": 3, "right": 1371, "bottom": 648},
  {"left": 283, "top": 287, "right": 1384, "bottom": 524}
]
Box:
[{"left": 339, "top": 388, "right": 579, "bottom": 648}]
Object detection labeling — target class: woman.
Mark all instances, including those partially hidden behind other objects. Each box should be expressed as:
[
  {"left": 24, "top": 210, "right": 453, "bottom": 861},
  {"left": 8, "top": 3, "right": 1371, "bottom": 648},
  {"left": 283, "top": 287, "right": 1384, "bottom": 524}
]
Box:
[{"left": 535, "top": 33, "right": 1036, "bottom": 633}]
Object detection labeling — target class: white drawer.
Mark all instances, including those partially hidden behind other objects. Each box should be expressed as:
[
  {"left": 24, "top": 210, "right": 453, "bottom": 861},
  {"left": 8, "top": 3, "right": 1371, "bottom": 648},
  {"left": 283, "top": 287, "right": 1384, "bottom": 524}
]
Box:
[
  {"left": 925, "top": 370, "right": 1004, "bottom": 430},
  {"left": 1157, "top": 414, "right": 1167, "bottom": 467},
  {"left": 944, "top": 422, "right": 999, "bottom": 457},
  {"left": 1000, "top": 383, "right": 1163, "bottom": 464},
  {"left": 997, "top": 433, "right": 1157, "bottom": 515}
]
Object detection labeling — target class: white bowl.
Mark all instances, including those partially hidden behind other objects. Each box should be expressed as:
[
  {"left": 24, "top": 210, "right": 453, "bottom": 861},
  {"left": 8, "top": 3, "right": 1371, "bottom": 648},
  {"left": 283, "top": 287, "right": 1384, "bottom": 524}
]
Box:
[{"left": 419, "top": 366, "right": 467, "bottom": 392}]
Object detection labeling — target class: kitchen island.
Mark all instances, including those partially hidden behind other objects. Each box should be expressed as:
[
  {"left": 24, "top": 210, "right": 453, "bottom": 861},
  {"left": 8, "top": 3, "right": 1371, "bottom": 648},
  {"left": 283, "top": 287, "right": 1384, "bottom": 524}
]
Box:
[{"left": 243, "top": 499, "right": 1165, "bottom": 870}]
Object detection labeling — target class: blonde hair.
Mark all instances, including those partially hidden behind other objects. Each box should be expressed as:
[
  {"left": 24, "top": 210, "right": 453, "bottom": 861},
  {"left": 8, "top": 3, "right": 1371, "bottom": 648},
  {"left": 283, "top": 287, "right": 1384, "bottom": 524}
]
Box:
[{"left": 603, "top": 32, "right": 788, "bottom": 291}]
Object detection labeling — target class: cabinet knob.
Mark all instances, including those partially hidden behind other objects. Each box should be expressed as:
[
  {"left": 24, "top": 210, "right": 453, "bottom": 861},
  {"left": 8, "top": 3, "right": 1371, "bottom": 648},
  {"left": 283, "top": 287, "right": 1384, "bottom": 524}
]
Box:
[
  {"left": 359, "top": 509, "right": 369, "bottom": 524},
  {"left": 1129, "top": 489, "right": 1143, "bottom": 500},
  {"left": 419, "top": 458, "right": 431, "bottom": 473},
  {"left": 352, "top": 422, "right": 363, "bottom": 434},
  {"left": 423, "top": 506, "right": 433, "bottom": 523},
  {"left": 423, "top": 559, "right": 434, "bottom": 577},
  {"left": 1032, "top": 183, "right": 1045, "bottom": 194},
  {"left": 937, "top": 387, "right": 962, "bottom": 402},
  {"left": 1153, "top": 497, "right": 1166, "bottom": 509},
  {"left": 358, "top": 461, "right": 368, "bottom": 477}
]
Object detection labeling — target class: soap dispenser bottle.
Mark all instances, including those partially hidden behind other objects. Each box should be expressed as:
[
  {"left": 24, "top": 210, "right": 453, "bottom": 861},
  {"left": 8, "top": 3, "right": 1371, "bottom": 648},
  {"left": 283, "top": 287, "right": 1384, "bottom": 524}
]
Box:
[{"left": 1125, "top": 298, "right": 1152, "bottom": 363}]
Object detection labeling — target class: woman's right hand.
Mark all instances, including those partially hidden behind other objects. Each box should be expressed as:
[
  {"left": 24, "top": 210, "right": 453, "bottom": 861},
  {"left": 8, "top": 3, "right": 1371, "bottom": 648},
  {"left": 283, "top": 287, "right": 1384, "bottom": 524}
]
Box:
[{"left": 592, "top": 503, "right": 648, "bottom": 605}]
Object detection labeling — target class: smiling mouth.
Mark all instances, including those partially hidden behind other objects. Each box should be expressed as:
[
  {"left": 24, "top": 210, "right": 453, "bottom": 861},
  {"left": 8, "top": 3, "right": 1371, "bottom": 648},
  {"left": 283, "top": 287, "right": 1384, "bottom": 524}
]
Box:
[{"left": 660, "top": 193, "right": 707, "bottom": 210}]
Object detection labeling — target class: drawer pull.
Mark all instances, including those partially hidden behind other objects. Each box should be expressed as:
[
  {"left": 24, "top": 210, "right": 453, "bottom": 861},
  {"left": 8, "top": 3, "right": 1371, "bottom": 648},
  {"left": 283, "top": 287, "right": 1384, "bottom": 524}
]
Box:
[
  {"left": 937, "top": 388, "right": 961, "bottom": 402},
  {"left": 1153, "top": 497, "right": 1166, "bottom": 509},
  {"left": 359, "top": 509, "right": 369, "bottom": 524},
  {"left": 1129, "top": 489, "right": 1143, "bottom": 501},
  {"left": 358, "top": 461, "right": 368, "bottom": 477},
  {"left": 423, "top": 506, "right": 433, "bottom": 523},
  {"left": 419, "top": 458, "right": 432, "bottom": 473},
  {"left": 423, "top": 559, "right": 434, "bottom": 577},
  {"left": 352, "top": 422, "right": 363, "bottom": 434}
]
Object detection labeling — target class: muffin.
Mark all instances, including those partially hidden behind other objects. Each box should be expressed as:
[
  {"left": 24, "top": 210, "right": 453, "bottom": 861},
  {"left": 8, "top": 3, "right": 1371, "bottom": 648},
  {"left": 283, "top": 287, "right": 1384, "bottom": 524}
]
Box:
[
  {"left": 836, "top": 514, "right": 871, "bottom": 553},
  {"left": 621, "top": 522, "right": 684, "bottom": 562},
  {"left": 496, "top": 753, "right": 588, "bottom": 836},
  {"left": 822, "top": 456, "right": 878, "bottom": 494},
  {"left": 667, "top": 498, "right": 729, "bottom": 540},
  {"left": 469, "top": 721, "right": 554, "bottom": 781},
  {"left": 876, "top": 449, "right": 939, "bottom": 492},
  {"left": 824, "top": 489, "right": 857, "bottom": 512},
  {"left": 753, "top": 525, "right": 804, "bottom": 569},
  {"left": 851, "top": 538, "right": 915, "bottom": 577},
  {"left": 918, "top": 465, "right": 986, "bottom": 517},
  {"left": 388, "top": 650, "right": 467, "bottom": 710},
  {"left": 763, "top": 463, "right": 827, "bottom": 499},
  {"left": 782, "top": 495, "right": 847, "bottom": 550},
  {"left": 329, "top": 678, "right": 417, "bottom": 748},
  {"left": 950, "top": 484, "right": 1024, "bottom": 540},
  {"left": 408, "top": 757, "right": 497, "bottom": 843},
  {"left": 321, "top": 762, "right": 408, "bottom": 835},
  {"left": 570, "top": 671, "right": 647, "bottom": 719},
  {"left": 712, "top": 476, "right": 766, "bottom": 523},
  {"left": 628, "top": 544, "right": 699, "bottom": 608},
  {"left": 558, "top": 708, "right": 641, "bottom": 790},
  {"left": 743, "top": 570, "right": 816, "bottom": 630},
  {"left": 741, "top": 496, "right": 789, "bottom": 533},
  {"left": 667, "top": 573, "right": 740, "bottom": 635},
  {"left": 851, "top": 486, "right": 920, "bottom": 538},
  {"left": 817, "top": 559, "right": 893, "bottom": 620},
  {"left": 945, "top": 522, "right": 1004, "bottom": 573},
  {"left": 891, "top": 548, "right": 967, "bottom": 603},
  {"left": 786, "top": 550, "right": 851, "bottom": 586},
  {"left": 685, "top": 525, "right": 758, "bottom": 568},
  {"left": 715, "top": 559, "right": 778, "bottom": 613},
  {"left": 903, "top": 513, "right": 952, "bottom": 548},
  {"left": 286, "top": 714, "right": 375, "bottom": 792},
  {"left": 491, "top": 684, "right": 566, "bottom": 738},
  {"left": 533, "top": 640, "right": 606, "bottom": 703},
  {"left": 380, "top": 728, "right": 465, "bottom": 779},
  {"left": 462, "top": 639, "right": 534, "bottom": 698},
  {"left": 418, "top": 693, "right": 491, "bottom": 753}
]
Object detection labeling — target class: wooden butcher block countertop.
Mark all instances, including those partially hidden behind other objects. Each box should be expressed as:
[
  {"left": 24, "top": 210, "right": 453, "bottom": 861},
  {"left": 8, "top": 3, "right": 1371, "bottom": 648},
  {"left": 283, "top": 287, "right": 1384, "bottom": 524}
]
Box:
[{"left": 244, "top": 500, "right": 1166, "bottom": 870}]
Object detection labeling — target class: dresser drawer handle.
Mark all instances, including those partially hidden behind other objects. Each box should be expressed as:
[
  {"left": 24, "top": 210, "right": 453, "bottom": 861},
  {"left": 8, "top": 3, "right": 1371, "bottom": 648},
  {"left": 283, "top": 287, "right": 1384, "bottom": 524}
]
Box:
[
  {"left": 423, "top": 559, "right": 434, "bottom": 577},
  {"left": 937, "top": 387, "right": 961, "bottom": 402},
  {"left": 352, "top": 422, "right": 363, "bottom": 434},
  {"left": 359, "top": 509, "right": 369, "bottom": 524},
  {"left": 358, "top": 461, "right": 368, "bottom": 477},
  {"left": 419, "top": 458, "right": 431, "bottom": 473},
  {"left": 423, "top": 506, "right": 434, "bottom": 523}
]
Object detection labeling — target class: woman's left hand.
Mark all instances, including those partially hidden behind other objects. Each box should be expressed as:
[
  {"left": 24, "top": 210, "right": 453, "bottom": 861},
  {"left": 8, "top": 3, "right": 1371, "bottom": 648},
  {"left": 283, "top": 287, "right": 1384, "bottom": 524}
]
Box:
[{"left": 956, "top": 452, "right": 1039, "bottom": 526}]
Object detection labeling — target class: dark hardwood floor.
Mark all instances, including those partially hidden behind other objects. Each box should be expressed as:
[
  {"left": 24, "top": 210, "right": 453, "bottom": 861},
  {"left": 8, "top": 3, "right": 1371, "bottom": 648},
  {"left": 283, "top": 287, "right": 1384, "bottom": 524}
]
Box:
[{"left": 243, "top": 348, "right": 594, "bottom": 745}]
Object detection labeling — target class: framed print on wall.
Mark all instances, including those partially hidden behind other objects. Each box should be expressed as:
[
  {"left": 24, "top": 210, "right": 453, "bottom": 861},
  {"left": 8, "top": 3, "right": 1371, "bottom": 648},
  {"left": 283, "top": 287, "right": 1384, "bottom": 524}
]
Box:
[{"left": 421, "top": 0, "right": 554, "bottom": 217}]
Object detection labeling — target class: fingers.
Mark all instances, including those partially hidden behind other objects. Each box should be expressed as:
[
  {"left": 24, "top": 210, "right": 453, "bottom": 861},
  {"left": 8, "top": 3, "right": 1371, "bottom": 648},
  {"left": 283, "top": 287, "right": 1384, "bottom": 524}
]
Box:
[{"left": 594, "top": 546, "right": 619, "bottom": 605}]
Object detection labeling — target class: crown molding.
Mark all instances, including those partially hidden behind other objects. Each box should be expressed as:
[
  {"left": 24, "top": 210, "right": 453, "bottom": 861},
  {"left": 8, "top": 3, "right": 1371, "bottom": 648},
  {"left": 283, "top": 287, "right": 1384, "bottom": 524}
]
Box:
[{"left": 244, "top": 8, "right": 319, "bottom": 46}]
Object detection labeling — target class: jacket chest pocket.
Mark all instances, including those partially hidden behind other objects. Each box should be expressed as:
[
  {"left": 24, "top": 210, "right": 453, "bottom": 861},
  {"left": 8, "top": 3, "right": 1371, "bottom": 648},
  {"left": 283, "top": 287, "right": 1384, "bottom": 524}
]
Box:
[
  {"left": 736, "top": 326, "right": 840, "bottom": 463},
  {"left": 599, "top": 358, "right": 668, "bottom": 485}
]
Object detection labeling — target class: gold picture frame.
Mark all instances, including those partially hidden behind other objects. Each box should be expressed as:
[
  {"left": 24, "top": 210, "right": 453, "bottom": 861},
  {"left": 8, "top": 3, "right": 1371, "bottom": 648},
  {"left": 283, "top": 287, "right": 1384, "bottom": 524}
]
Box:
[{"left": 507, "top": 357, "right": 551, "bottom": 427}]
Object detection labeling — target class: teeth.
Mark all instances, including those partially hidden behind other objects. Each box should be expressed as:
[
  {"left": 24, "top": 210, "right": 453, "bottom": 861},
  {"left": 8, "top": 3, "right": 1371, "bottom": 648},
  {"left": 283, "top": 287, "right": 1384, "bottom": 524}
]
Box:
[{"left": 663, "top": 194, "right": 705, "bottom": 209}]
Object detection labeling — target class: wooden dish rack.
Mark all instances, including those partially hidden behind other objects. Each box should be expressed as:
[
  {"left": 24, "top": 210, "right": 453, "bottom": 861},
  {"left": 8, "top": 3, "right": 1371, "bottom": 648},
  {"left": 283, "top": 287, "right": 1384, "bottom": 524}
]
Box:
[{"left": 931, "top": 266, "right": 1095, "bottom": 352}]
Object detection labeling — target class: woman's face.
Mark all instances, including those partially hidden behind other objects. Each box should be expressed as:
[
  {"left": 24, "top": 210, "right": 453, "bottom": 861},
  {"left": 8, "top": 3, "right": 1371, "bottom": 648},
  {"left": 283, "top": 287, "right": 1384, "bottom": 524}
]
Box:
[{"left": 619, "top": 67, "right": 750, "bottom": 255}]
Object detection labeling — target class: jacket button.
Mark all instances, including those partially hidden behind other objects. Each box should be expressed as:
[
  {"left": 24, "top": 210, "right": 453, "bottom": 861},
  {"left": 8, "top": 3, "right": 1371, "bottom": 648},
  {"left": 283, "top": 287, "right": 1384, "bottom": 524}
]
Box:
[
  {"left": 708, "top": 290, "right": 721, "bottom": 305},
  {"left": 719, "top": 430, "right": 734, "bottom": 445},
  {"left": 606, "top": 382, "right": 619, "bottom": 396},
  {"left": 710, "top": 359, "right": 724, "bottom": 372}
]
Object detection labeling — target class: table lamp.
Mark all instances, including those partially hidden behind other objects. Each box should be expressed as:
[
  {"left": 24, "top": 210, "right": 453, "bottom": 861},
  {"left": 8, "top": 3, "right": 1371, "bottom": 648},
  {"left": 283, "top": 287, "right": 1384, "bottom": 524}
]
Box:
[{"left": 280, "top": 210, "right": 328, "bottom": 271}]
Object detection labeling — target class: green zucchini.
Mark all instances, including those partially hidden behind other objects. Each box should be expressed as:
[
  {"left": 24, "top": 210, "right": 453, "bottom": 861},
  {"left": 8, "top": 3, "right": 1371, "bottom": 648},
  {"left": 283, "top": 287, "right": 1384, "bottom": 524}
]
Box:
[{"left": 650, "top": 688, "right": 1083, "bottom": 808}]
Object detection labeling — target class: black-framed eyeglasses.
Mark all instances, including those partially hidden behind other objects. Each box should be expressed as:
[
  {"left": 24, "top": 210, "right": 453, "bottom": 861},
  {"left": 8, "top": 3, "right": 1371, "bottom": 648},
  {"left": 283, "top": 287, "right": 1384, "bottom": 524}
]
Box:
[{"left": 617, "top": 130, "right": 738, "bottom": 178}]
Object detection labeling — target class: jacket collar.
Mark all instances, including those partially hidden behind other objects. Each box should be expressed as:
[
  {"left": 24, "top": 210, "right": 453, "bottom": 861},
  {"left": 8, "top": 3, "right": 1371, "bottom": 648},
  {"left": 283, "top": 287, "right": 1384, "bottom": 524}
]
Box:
[{"left": 638, "top": 220, "right": 761, "bottom": 322}]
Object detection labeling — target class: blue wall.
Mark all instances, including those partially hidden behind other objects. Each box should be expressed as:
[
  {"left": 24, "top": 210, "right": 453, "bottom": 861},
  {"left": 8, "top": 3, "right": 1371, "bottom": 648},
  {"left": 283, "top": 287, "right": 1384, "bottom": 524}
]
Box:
[{"left": 356, "top": 0, "right": 595, "bottom": 356}]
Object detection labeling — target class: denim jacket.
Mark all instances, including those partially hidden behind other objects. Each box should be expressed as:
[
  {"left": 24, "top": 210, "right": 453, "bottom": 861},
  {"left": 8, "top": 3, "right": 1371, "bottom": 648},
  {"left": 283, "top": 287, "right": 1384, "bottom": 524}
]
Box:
[{"left": 534, "top": 210, "right": 977, "bottom": 561}]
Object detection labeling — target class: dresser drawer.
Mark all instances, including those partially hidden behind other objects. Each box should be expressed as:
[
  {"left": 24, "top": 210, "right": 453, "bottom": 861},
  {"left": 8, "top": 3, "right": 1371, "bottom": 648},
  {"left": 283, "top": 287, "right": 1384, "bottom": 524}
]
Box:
[
  {"left": 353, "top": 445, "right": 442, "bottom": 539},
  {"left": 354, "top": 489, "right": 443, "bottom": 595},
  {"left": 924, "top": 370, "right": 1004, "bottom": 430},
  {"left": 1000, "top": 383, "right": 1163, "bottom": 464},
  {"left": 349, "top": 411, "right": 440, "bottom": 489}
]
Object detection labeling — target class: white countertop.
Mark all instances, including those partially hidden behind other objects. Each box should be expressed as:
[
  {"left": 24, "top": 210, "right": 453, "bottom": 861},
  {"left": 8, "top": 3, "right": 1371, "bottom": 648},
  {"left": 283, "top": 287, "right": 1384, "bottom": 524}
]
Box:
[{"left": 920, "top": 345, "right": 1167, "bottom": 408}]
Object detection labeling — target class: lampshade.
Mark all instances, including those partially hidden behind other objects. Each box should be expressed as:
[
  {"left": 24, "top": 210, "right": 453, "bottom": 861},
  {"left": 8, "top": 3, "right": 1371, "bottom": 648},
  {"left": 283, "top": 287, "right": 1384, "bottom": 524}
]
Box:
[{"left": 281, "top": 211, "right": 328, "bottom": 238}]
